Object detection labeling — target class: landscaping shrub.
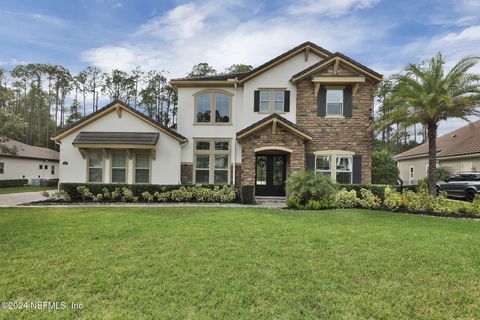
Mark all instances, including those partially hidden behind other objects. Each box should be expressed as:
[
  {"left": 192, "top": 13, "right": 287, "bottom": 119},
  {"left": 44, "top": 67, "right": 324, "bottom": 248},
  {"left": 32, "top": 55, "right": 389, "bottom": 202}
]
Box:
[
  {"left": 358, "top": 188, "right": 381, "bottom": 209},
  {"left": 342, "top": 184, "right": 390, "bottom": 200},
  {"left": 286, "top": 170, "right": 337, "bottom": 205},
  {"left": 40, "top": 179, "right": 59, "bottom": 188},
  {"left": 335, "top": 189, "right": 359, "bottom": 208},
  {"left": 240, "top": 185, "right": 255, "bottom": 204},
  {"left": 383, "top": 186, "right": 402, "bottom": 211},
  {"left": 60, "top": 183, "right": 236, "bottom": 203},
  {"left": 305, "top": 198, "right": 337, "bottom": 210},
  {"left": 0, "top": 179, "right": 28, "bottom": 188}
]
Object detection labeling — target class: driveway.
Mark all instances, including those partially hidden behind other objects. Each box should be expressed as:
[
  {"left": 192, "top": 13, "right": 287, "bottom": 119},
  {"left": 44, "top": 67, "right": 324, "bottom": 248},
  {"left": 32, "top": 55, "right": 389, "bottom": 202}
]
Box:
[{"left": 0, "top": 191, "right": 51, "bottom": 207}]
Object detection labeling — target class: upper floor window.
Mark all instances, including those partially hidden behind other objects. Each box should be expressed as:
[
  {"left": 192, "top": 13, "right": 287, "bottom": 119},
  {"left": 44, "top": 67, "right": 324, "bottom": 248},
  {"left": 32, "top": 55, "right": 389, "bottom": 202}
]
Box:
[
  {"left": 326, "top": 89, "right": 343, "bottom": 116},
  {"left": 255, "top": 89, "right": 289, "bottom": 113},
  {"left": 0, "top": 162, "right": 4, "bottom": 174},
  {"left": 194, "top": 90, "right": 232, "bottom": 125}
]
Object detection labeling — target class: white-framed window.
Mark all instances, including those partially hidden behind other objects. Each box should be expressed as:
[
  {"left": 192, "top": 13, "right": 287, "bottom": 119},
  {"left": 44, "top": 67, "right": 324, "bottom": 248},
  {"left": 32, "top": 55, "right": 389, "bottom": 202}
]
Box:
[
  {"left": 134, "top": 152, "right": 151, "bottom": 184},
  {"left": 194, "top": 139, "right": 230, "bottom": 184},
  {"left": 194, "top": 90, "right": 232, "bottom": 124},
  {"left": 88, "top": 150, "right": 103, "bottom": 182},
  {"left": 315, "top": 151, "right": 353, "bottom": 184},
  {"left": 258, "top": 89, "right": 286, "bottom": 113},
  {"left": 326, "top": 89, "right": 343, "bottom": 116},
  {"left": 111, "top": 151, "right": 127, "bottom": 183},
  {"left": 409, "top": 166, "right": 414, "bottom": 180},
  {"left": 0, "top": 162, "right": 4, "bottom": 174}
]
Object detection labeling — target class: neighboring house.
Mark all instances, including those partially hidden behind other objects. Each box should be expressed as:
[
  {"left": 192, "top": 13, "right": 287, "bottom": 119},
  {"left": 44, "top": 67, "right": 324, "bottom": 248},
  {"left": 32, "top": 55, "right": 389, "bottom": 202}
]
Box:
[
  {"left": 52, "top": 42, "right": 382, "bottom": 197},
  {"left": 0, "top": 138, "right": 59, "bottom": 183},
  {"left": 395, "top": 119, "right": 480, "bottom": 184}
]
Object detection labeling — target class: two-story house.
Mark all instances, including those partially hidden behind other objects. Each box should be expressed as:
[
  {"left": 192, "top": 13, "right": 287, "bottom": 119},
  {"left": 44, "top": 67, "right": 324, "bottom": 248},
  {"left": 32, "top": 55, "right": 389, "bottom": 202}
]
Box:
[{"left": 52, "top": 42, "right": 381, "bottom": 197}]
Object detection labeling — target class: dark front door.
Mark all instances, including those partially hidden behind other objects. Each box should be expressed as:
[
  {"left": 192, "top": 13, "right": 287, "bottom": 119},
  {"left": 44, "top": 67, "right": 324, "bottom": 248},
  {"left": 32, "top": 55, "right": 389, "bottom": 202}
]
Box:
[{"left": 255, "top": 154, "right": 287, "bottom": 196}]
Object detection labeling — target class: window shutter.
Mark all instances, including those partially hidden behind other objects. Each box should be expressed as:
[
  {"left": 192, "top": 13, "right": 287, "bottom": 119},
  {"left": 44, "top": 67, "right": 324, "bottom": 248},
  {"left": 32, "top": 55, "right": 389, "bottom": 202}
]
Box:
[
  {"left": 352, "top": 155, "right": 362, "bottom": 184},
  {"left": 306, "top": 153, "right": 316, "bottom": 171},
  {"left": 343, "top": 85, "right": 353, "bottom": 117},
  {"left": 317, "top": 86, "right": 326, "bottom": 116},
  {"left": 254, "top": 90, "right": 260, "bottom": 112},
  {"left": 284, "top": 90, "right": 290, "bottom": 112}
]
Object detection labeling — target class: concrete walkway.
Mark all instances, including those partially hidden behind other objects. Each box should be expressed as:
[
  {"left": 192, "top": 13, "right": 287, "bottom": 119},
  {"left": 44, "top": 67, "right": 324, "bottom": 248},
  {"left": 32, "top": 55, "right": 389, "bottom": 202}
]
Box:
[{"left": 0, "top": 190, "right": 52, "bottom": 207}]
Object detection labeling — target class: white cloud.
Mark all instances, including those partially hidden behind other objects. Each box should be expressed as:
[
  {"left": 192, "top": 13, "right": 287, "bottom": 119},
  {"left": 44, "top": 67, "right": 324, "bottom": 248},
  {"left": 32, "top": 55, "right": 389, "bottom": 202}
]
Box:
[
  {"left": 287, "top": 0, "right": 380, "bottom": 16},
  {"left": 81, "top": 1, "right": 386, "bottom": 76}
]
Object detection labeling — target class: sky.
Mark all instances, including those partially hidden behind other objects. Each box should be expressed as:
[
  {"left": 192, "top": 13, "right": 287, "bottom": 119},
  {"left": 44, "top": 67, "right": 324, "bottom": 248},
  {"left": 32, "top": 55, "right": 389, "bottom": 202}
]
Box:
[{"left": 0, "top": 0, "right": 479, "bottom": 134}]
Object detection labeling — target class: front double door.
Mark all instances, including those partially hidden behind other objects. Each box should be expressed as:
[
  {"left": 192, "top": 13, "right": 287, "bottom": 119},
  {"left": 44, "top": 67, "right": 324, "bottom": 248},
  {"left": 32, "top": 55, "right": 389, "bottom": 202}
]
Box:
[{"left": 255, "top": 154, "right": 287, "bottom": 196}]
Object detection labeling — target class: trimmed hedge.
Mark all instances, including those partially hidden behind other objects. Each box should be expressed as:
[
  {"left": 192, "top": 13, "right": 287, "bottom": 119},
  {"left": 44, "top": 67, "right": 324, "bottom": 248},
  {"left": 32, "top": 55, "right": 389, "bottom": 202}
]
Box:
[
  {"left": 41, "top": 179, "right": 59, "bottom": 188},
  {"left": 241, "top": 185, "right": 255, "bottom": 204},
  {"left": 59, "top": 183, "right": 237, "bottom": 202},
  {"left": 341, "top": 184, "right": 393, "bottom": 200},
  {"left": 0, "top": 179, "right": 28, "bottom": 188}
]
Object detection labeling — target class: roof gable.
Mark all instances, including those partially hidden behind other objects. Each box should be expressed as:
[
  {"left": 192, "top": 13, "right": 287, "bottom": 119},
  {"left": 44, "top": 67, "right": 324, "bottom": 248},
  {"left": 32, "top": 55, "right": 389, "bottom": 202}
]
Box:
[
  {"left": 291, "top": 52, "right": 383, "bottom": 83},
  {"left": 51, "top": 101, "right": 187, "bottom": 143},
  {"left": 237, "top": 113, "right": 313, "bottom": 141},
  {"left": 170, "top": 42, "right": 332, "bottom": 87}
]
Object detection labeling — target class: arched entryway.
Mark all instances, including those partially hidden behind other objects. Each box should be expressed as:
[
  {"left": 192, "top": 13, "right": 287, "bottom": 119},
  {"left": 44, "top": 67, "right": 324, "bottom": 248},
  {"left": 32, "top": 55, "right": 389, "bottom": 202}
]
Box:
[{"left": 254, "top": 147, "right": 292, "bottom": 196}]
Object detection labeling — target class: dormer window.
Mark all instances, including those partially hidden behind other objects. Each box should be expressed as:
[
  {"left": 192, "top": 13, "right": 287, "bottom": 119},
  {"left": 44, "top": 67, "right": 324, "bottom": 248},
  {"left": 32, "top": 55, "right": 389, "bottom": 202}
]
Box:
[{"left": 194, "top": 90, "right": 232, "bottom": 125}]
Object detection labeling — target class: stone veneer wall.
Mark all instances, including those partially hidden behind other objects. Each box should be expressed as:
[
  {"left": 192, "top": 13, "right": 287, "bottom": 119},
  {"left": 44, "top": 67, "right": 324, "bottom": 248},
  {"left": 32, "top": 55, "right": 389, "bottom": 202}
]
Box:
[
  {"left": 239, "top": 124, "right": 306, "bottom": 186},
  {"left": 296, "top": 66, "right": 374, "bottom": 183}
]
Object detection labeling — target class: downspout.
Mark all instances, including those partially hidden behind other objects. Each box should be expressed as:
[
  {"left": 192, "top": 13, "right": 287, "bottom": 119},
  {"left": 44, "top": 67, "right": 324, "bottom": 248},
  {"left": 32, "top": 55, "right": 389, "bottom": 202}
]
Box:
[{"left": 232, "top": 77, "right": 239, "bottom": 186}]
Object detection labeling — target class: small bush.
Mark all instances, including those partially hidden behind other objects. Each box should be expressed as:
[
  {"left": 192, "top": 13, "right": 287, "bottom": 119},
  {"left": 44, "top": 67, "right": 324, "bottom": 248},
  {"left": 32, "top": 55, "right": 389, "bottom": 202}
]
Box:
[
  {"left": 335, "top": 189, "right": 359, "bottom": 208},
  {"left": 170, "top": 186, "right": 193, "bottom": 202},
  {"left": 358, "top": 188, "right": 381, "bottom": 209},
  {"left": 76, "top": 186, "right": 93, "bottom": 202},
  {"left": 305, "top": 198, "right": 337, "bottom": 210},
  {"left": 0, "top": 179, "right": 28, "bottom": 188},
  {"left": 286, "top": 170, "right": 337, "bottom": 205},
  {"left": 142, "top": 191, "right": 154, "bottom": 203},
  {"left": 342, "top": 184, "right": 390, "bottom": 201},
  {"left": 121, "top": 187, "right": 135, "bottom": 202},
  {"left": 286, "top": 193, "right": 303, "bottom": 209},
  {"left": 40, "top": 179, "right": 59, "bottom": 188},
  {"left": 42, "top": 190, "right": 71, "bottom": 202},
  {"left": 155, "top": 191, "right": 171, "bottom": 202},
  {"left": 241, "top": 185, "right": 255, "bottom": 204},
  {"left": 383, "top": 186, "right": 402, "bottom": 211}
]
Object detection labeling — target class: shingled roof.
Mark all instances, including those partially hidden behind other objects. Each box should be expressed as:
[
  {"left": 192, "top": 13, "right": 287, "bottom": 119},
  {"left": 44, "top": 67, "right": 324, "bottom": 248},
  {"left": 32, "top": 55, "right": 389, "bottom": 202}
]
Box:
[
  {"left": 0, "top": 138, "right": 59, "bottom": 161},
  {"left": 395, "top": 119, "right": 480, "bottom": 160}
]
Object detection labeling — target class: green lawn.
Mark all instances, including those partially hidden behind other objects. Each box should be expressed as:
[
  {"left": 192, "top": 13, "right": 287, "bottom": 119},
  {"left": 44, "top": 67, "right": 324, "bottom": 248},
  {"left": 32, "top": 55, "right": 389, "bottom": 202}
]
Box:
[
  {"left": 0, "top": 186, "right": 54, "bottom": 195},
  {"left": 1, "top": 207, "right": 479, "bottom": 319}
]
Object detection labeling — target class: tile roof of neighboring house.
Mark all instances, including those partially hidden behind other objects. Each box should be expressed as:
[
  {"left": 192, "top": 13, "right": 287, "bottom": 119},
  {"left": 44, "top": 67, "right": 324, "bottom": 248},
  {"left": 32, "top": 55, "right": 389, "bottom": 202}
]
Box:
[
  {"left": 236, "top": 113, "right": 313, "bottom": 141},
  {"left": 170, "top": 42, "right": 332, "bottom": 83},
  {"left": 0, "top": 138, "right": 59, "bottom": 161},
  {"left": 51, "top": 100, "right": 187, "bottom": 143},
  {"left": 394, "top": 119, "right": 480, "bottom": 160},
  {"left": 72, "top": 132, "right": 160, "bottom": 145}
]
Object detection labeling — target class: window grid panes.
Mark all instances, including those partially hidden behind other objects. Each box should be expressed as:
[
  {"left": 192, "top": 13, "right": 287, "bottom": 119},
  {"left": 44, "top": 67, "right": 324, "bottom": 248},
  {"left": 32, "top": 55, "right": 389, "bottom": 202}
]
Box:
[
  {"left": 258, "top": 89, "right": 286, "bottom": 113},
  {"left": 315, "top": 154, "right": 353, "bottom": 183},
  {"left": 111, "top": 151, "right": 127, "bottom": 183},
  {"left": 88, "top": 150, "right": 103, "bottom": 182},
  {"left": 196, "top": 91, "right": 231, "bottom": 124},
  {"left": 135, "top": 153, "right": 150, "bottom": 183},
  {"left": 274, "top": 91, "right": 284, "bottom": 112},
  {"left": 259, "top": 91, "right": 270, "bottom": 112},
  {"left": 326, "top": 89, "right": 343, "bottom": 116},
  {"left": 194, "top": 139, "right": 230, "bottom": 184}
]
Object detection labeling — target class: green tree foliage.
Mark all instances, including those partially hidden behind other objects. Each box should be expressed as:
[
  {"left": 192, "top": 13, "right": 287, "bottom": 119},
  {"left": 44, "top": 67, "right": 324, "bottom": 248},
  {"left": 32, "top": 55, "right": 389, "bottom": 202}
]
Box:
[
  {"left": 188, "top": 63, "right": 217, "bottom": 77},
  {"left": 371, "top": 150, "right": 399, "bottom": 184},
  {"left": 377, "top": 53, "right": 480, "bottom": 195},
  {"left": 223, "top": 64, "right": 253, "bottom": 74}
]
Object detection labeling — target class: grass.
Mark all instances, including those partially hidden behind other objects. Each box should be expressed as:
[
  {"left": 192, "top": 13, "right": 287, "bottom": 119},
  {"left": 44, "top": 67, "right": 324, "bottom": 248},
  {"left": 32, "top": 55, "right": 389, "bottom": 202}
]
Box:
[
  {"left": 0, "top": 207, "right": 480, "bottom": 319},
  {"left": 0, "top": 186, "right": 54, "bottom": 195}
]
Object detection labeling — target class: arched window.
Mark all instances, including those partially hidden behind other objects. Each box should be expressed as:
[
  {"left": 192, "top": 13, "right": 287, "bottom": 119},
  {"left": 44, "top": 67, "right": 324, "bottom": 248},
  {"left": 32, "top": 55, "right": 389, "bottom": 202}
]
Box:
[{"left": 194, "top": 90, "right": 232, "bottom": 124}]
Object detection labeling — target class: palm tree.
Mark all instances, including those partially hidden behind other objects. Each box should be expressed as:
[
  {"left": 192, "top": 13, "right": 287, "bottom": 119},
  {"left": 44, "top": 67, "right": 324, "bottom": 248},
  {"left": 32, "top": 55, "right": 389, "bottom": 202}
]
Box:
[{"left": 380, "top": 53, "right": 480, "bottom": 195}]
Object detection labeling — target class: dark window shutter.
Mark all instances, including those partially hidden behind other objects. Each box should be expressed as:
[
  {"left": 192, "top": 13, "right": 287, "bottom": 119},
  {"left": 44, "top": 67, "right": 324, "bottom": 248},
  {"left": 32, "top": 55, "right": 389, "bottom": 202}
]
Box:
[
  {"left": 284, "top": 90, "right": 290, "bottom": 112},
  {"left": 306, "top": 153, "right": 316, "bottom": 171},
  {"left": 343, "top": 85, "right": 353, "bottom": 117},
  {"left": 352, "top": 155, "right": 362, "bottom": 184},
  {"left": 317, "top": 86, "right": 326, "bottom": 116},
  {"left": 254, "top": 90, "right": 260, "bottom": 112}
]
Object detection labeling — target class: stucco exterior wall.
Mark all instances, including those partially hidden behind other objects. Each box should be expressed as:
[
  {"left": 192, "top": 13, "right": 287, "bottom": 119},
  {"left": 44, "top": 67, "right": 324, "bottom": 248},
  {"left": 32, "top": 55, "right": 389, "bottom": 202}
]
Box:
[
  {"left": 57, "top": 109, "right": 181, "bottom": 184},
  {"left": 397, "top": 157, "right": 429, "bottom": 184},
  {"left": 0, "top": 157, "right": 59, "bottom": 182}
]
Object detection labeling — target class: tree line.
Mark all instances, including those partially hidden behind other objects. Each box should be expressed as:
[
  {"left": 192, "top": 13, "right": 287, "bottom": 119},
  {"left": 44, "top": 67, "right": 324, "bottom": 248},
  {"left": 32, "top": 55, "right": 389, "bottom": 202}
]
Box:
[{"left": 0, "top": 62, "right": 252, "bottom": 150}]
